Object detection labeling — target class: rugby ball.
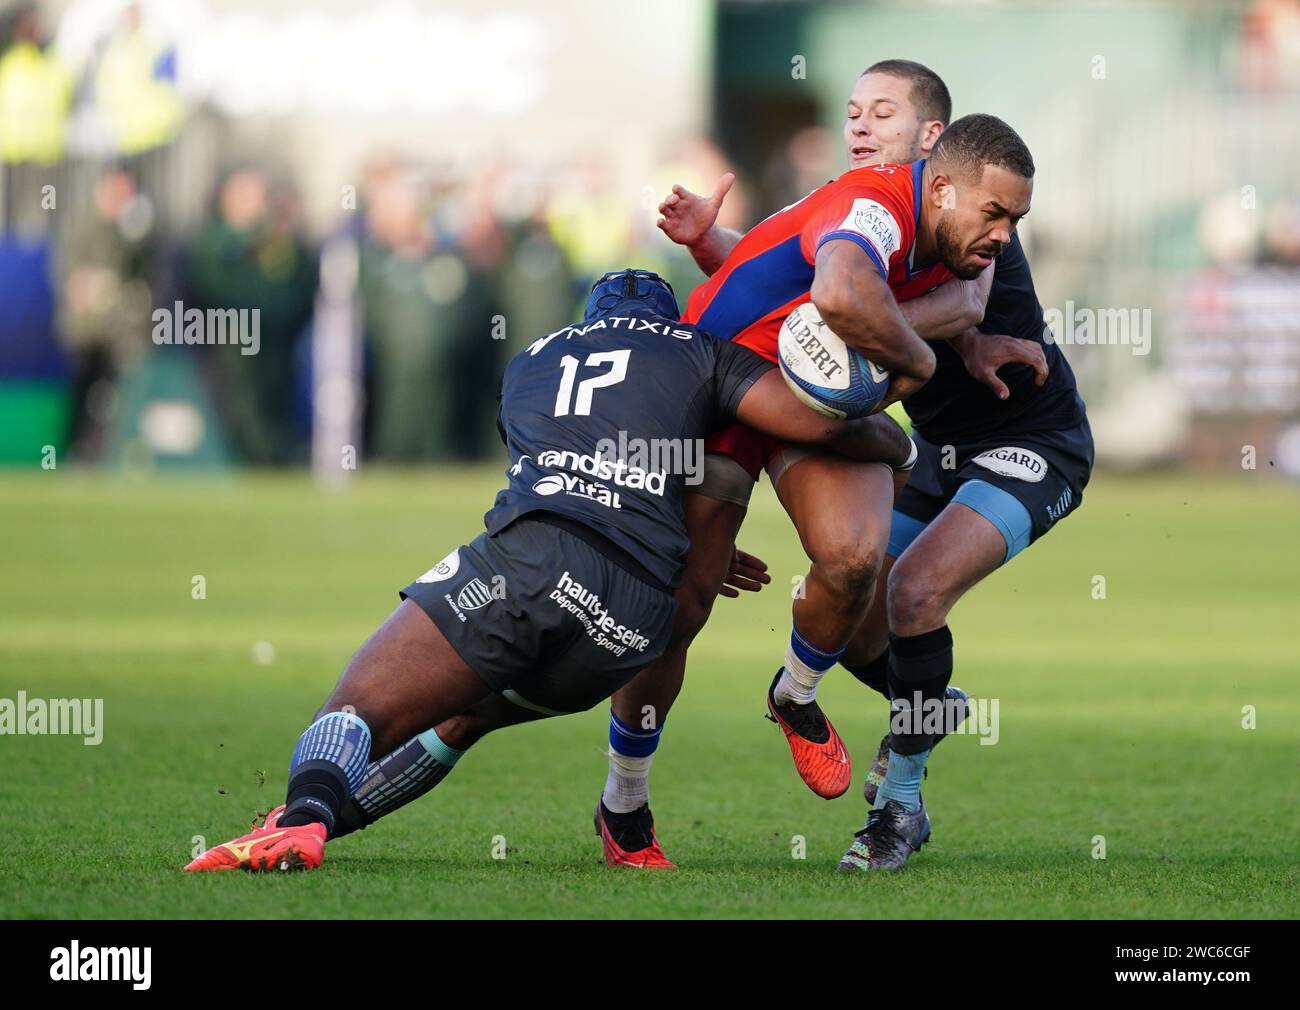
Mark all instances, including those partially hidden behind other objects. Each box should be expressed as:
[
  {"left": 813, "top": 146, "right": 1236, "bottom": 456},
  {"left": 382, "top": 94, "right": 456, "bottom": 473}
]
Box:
[{"left": 777, "top": 302, "right": 890, "bottom": 419}]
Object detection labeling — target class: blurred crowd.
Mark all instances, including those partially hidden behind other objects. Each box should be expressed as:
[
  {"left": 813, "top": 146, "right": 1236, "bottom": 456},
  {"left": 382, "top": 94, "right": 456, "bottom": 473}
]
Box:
[
  {"left": 39, "top": 147, "right": 766, "bottom": 466},
  {"left": 5, "top": 0, "right": 1298, "bottom": 471},
  {"left": 0, "top": 3, "right": 768, "bottom": 467}
]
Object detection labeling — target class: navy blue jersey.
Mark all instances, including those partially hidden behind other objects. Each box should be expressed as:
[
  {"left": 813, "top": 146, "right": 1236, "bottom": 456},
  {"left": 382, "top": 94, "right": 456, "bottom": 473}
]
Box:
[
  {"left": 904, "top": 232, "right": 1087, "bottom": 444},
  {"left": 485, "top": 301, "right": 772, "bottom": 589}
]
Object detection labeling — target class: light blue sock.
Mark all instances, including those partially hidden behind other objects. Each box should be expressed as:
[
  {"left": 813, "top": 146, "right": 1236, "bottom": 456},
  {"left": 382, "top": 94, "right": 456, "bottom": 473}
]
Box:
[
  {"left": 416, "top": 727, "right": 465, "bottom": 767},
  {"left": 875, "top": 747, "right": 930, "bottom": 813}
]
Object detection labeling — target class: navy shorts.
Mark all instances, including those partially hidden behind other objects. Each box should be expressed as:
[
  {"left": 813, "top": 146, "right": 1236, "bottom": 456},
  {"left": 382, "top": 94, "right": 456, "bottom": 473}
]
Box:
[
  {"left": 401, "top": 518, "right": 676, "bottom": 715},
  {"left": 890, "top": 418, "right": 1094, "bottom": 564}
]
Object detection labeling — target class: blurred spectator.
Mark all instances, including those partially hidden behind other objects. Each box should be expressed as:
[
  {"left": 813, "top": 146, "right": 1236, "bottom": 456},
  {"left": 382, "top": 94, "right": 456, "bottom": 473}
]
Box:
[
  {"left": 358, "top": 162, "right": 495, "bottom": 462},
  {"left": 545, "top": 155, "right": 632, "bottom": 286},
  {"left": 764, "top": 125, "right": 839, "bottom": 208},
  {"left": 1240, "top": 0, "right": 1300, "bottom": 92},
  {"left": 0, "top": 4, "right": 71, "bottom": 236},
  {"left": 451, "top": 171, "right": 515, "bottom": 457},
  {"left": 56, "top": 166, "right": 155, "bottom": 462},
  {"left": 186, "top": 169, "right": 317, "bottom": 465},
  {"left": 0, "top": 5, "right": 69, "bottom": 167},
  {"left": 1262, "top": 201, "right": 1300, "bottom": 266},
  {"left": 494, "top": 206, "right": 578, "bottom": 355},
  {"left": 93, "top": 1, "right": 182, "bottom": 157}
]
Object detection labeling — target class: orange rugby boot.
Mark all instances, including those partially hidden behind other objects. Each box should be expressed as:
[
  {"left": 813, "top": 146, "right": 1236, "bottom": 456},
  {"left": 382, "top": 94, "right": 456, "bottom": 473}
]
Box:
[
  {"left": 185, "top": 805, "right": 325, "bottom": 872},
  {"left": 766, "top": 669, "right": 852, "bottom": 799},
  {"left": 594, "top": 800, "right": 676, "bottom": 869}
]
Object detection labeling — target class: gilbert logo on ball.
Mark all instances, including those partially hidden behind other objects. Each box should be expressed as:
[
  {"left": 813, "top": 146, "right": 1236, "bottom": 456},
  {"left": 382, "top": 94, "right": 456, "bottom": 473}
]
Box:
[{"left": 777, "top": 302, "right": 890, "bottom": 419}]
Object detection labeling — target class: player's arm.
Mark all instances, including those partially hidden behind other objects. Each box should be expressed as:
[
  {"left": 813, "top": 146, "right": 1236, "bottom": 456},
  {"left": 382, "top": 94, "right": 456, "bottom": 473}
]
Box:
[
  {"left": 900, "top": 266, "right": 994, "bottom": 340},
  {"left": 942, "top": 235, "right": 1049, "bottom": 398},
  {"left": 734, "top": 370, "right": 915, "bottom": 470},
  {"left": 810, "top": 240, "right": 936, "bottom": 408},
  {"left": 657, "top": 174, "right": 741, "bottom": 277},
  {"left": 947, "top": 327, "right": 1048, "bottom": 399},
  {"left": 711, "top": 338, "right": 914, "bottom": 469}
]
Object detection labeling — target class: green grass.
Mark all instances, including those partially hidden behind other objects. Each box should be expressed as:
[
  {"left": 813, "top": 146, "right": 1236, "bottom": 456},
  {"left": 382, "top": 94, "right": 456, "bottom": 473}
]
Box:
[{"left": 1, "top": 467, "right": 1297, "bottom": 918}]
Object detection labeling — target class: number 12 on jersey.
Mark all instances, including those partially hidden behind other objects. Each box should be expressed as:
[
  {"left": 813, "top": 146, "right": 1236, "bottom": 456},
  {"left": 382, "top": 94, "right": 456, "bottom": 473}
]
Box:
[{"left": 553, "top": 350, "right": 631, "bottom": 417}]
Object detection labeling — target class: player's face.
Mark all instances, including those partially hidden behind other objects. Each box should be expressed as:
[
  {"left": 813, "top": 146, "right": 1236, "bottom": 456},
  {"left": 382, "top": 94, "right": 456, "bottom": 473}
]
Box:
[
  {"left": 933, "top": 164, "right": 1032, "bottom": 279},
  {"left": 843, "top": 73, "right": 933, "bottom": 168}
]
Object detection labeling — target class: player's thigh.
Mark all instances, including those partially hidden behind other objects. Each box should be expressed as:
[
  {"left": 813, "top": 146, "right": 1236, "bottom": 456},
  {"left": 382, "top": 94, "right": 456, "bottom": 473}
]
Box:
[
  {"left": 773, "top": 452, "right": 894, "bottom": 572},
  {"left": 321, "top": 599, "right": 494, "bottom": 756},
  {"left": 435, "top": 692, "right": 552, "bottom": 750},
  {"left": 472, "top": 525, "right": 678, "bottom": 717},
  {"left": 887, "top": 500, "right": 1009, "bottom": 631},
  {"left": 396, "top": 522, "right": 645, "bottom": 726}
]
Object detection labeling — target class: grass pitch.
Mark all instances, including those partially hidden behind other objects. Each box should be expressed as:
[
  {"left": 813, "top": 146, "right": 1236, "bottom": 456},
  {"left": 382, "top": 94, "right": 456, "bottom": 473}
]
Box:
[{"left": 1, "top": 467, "right": 1297, "bottom": 919}]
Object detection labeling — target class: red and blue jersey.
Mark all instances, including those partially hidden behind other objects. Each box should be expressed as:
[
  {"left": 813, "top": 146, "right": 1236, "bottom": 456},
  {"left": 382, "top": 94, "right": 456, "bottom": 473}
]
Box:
[{"left": 683, "top": 160, "right": 953, "bottom": 362}]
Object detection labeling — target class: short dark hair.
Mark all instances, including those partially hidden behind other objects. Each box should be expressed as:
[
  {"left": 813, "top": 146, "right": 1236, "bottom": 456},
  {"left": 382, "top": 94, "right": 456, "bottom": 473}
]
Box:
[
  {"left": 931, "top": 113, "right": 1035, "bottom": 180},
  {"left": 862, "top": 59, "right": 952, "bottom": 126}
]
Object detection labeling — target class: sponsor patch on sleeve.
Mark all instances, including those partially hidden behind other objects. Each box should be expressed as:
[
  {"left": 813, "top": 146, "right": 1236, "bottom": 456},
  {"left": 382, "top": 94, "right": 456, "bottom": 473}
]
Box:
[{"left": 837, "top": 198, "right": 902, "bottom": 263}]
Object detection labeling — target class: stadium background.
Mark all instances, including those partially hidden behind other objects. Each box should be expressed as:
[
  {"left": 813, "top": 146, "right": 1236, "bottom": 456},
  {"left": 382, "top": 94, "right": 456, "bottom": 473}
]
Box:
[{"left": 1, "top": 0, "right": 1297, "bottom": 919}]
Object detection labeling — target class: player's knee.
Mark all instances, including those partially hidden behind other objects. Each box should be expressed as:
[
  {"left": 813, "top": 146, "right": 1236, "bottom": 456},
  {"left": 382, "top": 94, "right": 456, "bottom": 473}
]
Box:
[
  {"left": 670, "top": 578, "right": 715, "bottom": 648},
  {"left": 885, "top": 567, "right": 950, "bottom": 635},
  {"left": 811, "top": 538, "right": 882, "bottom": 607},
  {"left": 435, "top": 712, "right": 486, "bottom": 750}
]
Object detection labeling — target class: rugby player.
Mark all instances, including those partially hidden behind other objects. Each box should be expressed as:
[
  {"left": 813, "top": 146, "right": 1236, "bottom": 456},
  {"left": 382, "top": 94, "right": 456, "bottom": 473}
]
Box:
[
  {"left": 184, "top": 270, "right": 915, "bottom": 872},
  {"left": 570, "top": 100, "right": 1033, "bottom": 865},
  {"left": 315, "top": 105, "right": 1021, "bottom": 872},
  {"left": 648, "top": 61, "right": 1093, "bottom": 871}
]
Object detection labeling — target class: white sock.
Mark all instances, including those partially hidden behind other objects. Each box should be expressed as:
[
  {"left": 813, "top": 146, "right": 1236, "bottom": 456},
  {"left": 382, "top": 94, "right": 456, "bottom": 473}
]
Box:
[
  {"left": 775, "top": 627, "right": 846, "bottom": 706},
  {"left": 776, "top": 649, "right": 824, "bottom": 706},
  {"left": 602, "top": 748, "right": 653, "bottom": 813}
]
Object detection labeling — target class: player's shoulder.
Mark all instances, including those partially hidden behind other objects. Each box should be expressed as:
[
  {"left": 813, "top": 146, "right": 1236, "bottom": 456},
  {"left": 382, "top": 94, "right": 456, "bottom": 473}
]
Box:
[
  {"left": 829, "top": 162, "right": 916, "bottom": 200},
  {"left": 808, "top": 163, "right": 918, "bottom": 236}
]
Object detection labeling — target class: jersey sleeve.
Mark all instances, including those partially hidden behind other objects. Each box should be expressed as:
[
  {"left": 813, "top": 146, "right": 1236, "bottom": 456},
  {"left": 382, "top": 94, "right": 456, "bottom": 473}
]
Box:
[
  {"left": 799, "top": 177, "right": 911, "bottom": 280},
  {"left": 711, "top": 336, "right": 775, "bottom": 421}
]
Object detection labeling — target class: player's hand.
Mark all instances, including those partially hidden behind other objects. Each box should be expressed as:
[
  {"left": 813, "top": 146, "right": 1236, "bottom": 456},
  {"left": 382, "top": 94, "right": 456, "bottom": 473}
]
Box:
[
  {"left": 657, "top": 173, "right": 734, "bottom": 249},
  {"left": 718, "top": 546, "right": 770, "bottom": 598},
  {"left": 873, "top": 371, "right": 928, "bottom": 413},
  {"left": 956, "top": 331, "right": 1049, "bottom": 400}
]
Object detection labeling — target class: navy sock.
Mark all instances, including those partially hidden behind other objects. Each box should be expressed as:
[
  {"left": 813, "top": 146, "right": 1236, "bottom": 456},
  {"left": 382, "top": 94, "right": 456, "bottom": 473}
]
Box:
[
  {"left": 280, "top": 711, "right": 372, "bottom": 834},
  {"left": 844, "top": 651, "right": 892, "bottom": 700},
  {"left": 334, "top": 728, "right": 464, "bottom": 838},
  {"left": 886, "top": 626, "right": 953, "bottom": 757}
]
